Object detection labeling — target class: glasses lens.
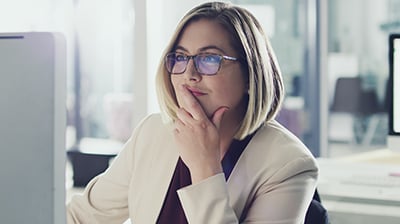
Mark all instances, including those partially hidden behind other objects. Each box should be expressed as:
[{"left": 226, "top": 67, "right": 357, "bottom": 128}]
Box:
[
  {"left": 166, "top": 53, "right": 188, "bottom": 74},
  {"left": 195, "top": 54, "right": 222, "bottom": 75},
  {"left": 165, "top": 54, "right": 175, "bottom": 73}
]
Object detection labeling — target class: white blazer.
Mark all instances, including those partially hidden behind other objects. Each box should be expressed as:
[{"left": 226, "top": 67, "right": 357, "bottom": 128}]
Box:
[{"left": 67, "top": 113, "right": 318, "bottom": 224}]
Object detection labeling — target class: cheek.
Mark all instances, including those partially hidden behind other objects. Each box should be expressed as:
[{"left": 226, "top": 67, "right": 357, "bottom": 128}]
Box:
[
  {"left": 212, "top": 78, "right": 247, "bottom": 105},
  {"left": 171, "top": 76, "right": 179, "bottom": 89}
]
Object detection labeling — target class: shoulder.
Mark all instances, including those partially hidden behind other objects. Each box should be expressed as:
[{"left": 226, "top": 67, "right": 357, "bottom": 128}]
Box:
[
  {"left": 246, "top": 119, "right": 318, "bottom": 177},
  {"left": 127, "top": 113, "right": 173, "bottom": 149},
  {"left": 254, "top": 119, "right": 313, "bottom": 158},
  {"left": 124, "top": 113, "right": 176, "bottom": 160},
  {"left": 138, "top": 113, "right": 164, "bottom": 126},
  {"left": 133, "top": 113, "right": 172, "bottom": 134}
]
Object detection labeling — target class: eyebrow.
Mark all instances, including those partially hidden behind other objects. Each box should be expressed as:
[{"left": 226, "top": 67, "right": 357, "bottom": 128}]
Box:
[{"left": 174, "top": 45, "right": 228, "bottom": 54}]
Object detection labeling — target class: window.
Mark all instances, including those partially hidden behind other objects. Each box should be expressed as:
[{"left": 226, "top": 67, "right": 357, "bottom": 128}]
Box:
[
  {"left": 326, "top": 0, "right": 400, "bottom": 157},
  {"left": 71, "top": 0, "right": 135, "bottom": 144}
]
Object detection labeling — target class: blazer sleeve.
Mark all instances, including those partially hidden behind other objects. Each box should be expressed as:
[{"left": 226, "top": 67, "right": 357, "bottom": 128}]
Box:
[
  {"left": 66, "top": 116, "right": 150, "bottom": 224},
  {"left": 177, "top": 155, "right": 318, "bottom": 224},
  {"left": 242, "top": 156, "right": 318, "bottom": 223},
  {"left": 178, "top": 173, "right": 239, "bottom": 224}
]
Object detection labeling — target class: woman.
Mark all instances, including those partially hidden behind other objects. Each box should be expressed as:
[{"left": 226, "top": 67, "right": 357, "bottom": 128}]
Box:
[{"left": 67, "top": 2, "right": 318, "bottom": 223}]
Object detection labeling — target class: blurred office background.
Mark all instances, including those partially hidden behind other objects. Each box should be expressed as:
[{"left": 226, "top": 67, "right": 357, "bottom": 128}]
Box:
[
  {"left": 1, "top": 0, "right": 398, "bottom": 157},
  {"left": 1, "top": 0, "right": 400, "bottom": 223}
]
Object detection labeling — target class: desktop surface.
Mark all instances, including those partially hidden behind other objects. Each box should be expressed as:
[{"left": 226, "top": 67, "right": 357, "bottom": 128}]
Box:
[{"left": 317, "top": 150, "right": 400, "bottom": 224}]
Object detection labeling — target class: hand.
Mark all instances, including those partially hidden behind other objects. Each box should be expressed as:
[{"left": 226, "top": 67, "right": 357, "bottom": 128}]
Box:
[{"left": 174, "top": 85, "right": 228, "bottom": 184}]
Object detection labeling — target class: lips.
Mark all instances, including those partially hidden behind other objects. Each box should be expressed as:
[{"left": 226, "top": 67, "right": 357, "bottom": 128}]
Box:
[{"left": 186, "top": 86, "right": 207, "bottom": 96}]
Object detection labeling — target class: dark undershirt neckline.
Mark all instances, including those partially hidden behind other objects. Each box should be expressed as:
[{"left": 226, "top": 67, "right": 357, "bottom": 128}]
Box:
[{"left": 156, "top": 133, "right": 255, "bottom": 224}]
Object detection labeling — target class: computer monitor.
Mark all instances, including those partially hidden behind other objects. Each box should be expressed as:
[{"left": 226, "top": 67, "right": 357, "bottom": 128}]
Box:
[
  {"left": 388, "top": 34, "right": 400, "bottom": 152},
  {"left": 0, "top": 32, "right": 66, "bottom": 223}
]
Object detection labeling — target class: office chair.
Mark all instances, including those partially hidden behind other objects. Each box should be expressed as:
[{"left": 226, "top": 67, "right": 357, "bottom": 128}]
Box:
[
  {"left": 330, "top": 76, "right": 384, "bottom": 144},
  {"left": 330, "top": 77, "right": 363, "bottom": 114},
  {"left": 329, "top": 77, "right": 363, "bottom": 143},
  {"left": 305, "top": 190, "right": 330, "bottom": 224},
  {"left": 358, "top": 89, "right": 384, "bottom": 145}
]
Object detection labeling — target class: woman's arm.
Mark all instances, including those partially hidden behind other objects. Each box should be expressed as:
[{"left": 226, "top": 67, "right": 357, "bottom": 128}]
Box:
[
  {"left": 66, "top": 116, "right": 151, "bottom": 224},
  {"left": 177, "top": 156, "right": 318, "bottom": 224},
  {"left": 242, "top": 156, "right": 318, "bottom": 223}
]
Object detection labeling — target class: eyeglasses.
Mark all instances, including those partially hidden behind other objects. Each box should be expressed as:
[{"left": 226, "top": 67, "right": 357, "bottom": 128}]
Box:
[{"left": 165, "top": 52, "right": 238, "bottom": 76}]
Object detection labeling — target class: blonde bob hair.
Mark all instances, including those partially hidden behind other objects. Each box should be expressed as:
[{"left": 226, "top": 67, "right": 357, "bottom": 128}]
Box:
[{"left": 156, "top": 1, "right": 284, "bottom": 140}]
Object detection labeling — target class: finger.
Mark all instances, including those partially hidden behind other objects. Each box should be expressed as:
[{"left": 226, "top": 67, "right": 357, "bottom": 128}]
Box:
[
  {"left": 211, "top": 106, "right": 229, "bottom": 130},
  {"left": 176, "top": 108, "right": 193, "bottom": 128},
  {"left": 179, "top": 85, "right": 207, "bottom": 120},
  {"left": 175, "top": 117, "right": 185, "bottom": 127},
  {"left": 174, "top": 116, "right": 186, "bottom": 133}
]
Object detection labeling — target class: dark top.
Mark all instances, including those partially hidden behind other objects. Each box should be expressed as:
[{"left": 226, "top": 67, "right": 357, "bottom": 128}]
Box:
[{"left": 156, "top": 135, "right": 253, "bottom": 224}]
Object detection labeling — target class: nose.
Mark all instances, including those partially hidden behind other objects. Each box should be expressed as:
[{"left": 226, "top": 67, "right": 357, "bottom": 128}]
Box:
[{"left": 183, "top": 58, "right": 201, "bottom": 82}]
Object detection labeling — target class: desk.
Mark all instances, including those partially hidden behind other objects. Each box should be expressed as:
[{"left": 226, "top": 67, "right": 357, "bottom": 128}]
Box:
[{"left": 317, "top": 150, "right": 400, "bottom": 224}]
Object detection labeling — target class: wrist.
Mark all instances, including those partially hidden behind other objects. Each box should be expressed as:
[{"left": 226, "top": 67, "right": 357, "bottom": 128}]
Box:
[{"left": 190, "top": 164, "right": 223, "bottom": 184}]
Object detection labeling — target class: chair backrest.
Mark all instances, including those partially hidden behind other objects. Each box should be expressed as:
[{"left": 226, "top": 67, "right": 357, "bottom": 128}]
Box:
[
  {"left": 331, "top": 77, "right": 363, "bottom": 113},
  {"left": 304, "top": 190, "right": 329, "bottom": 224},
  {"left": 331, "top": 76, "right": 382, "bottom": 116}
]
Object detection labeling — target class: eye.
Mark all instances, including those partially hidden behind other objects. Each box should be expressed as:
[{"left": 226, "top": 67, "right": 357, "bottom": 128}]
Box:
[
  {"left": 201, "top": 54, "right": 220, "bottom": 63},
  {"left": 175, "top": 53, "right": 187, "bottom": 62}
]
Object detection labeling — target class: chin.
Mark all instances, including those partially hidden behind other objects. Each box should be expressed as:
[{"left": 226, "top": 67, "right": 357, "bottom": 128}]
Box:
[{"left": 205, "top": 105, "right": 225, "bottom": 119}]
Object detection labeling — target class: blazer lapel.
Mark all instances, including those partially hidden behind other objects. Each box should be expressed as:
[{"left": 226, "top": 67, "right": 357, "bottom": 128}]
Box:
[
  {"left": 226, "top": 129, "right": 263, "bottom": 219},
  {"left": 133, "top": 129, "right": 179, "bottom": 223}
]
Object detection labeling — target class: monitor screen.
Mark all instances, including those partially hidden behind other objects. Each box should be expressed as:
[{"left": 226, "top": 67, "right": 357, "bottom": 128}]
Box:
[{"left": 388, "top": 34, "right": 400, "bottom": 152}]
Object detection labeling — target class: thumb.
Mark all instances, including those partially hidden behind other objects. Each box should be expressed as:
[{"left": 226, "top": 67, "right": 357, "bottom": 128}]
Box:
[{"left": 211, "top": 106, "right": 229, "bottom": 130}]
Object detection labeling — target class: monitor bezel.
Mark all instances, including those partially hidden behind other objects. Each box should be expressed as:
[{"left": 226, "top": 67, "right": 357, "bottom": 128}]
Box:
[{"left": 388, "top": 33, "right": 400, "bottom": 136}]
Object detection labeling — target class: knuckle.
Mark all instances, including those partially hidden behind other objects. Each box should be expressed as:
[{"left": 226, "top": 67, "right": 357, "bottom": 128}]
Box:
[
  {"left": 189, "top": 101, "right": 199, "bottom": 109},
  {"left": 196, "top": 119, "right": 208, "bottom": 129}
]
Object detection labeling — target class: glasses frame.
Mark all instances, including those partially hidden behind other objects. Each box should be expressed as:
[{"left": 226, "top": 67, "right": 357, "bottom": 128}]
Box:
[{"left": 165, "top": 52, "right": 238, "bottom": 76}]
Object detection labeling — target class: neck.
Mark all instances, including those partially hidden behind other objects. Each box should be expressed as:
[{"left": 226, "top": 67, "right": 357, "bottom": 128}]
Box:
[{"left": 218, "top": 107, "right": 246, "bottom": 160}]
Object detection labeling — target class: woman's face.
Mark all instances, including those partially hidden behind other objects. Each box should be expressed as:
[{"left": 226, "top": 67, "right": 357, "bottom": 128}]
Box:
[{"left": 170, "top": 19, "right": 248, "bottom": 119}]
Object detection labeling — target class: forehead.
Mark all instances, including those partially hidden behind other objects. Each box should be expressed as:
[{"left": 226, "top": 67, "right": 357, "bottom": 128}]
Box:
[{"left": 176, "top": 19, "right": 235, "bottom": 54}]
